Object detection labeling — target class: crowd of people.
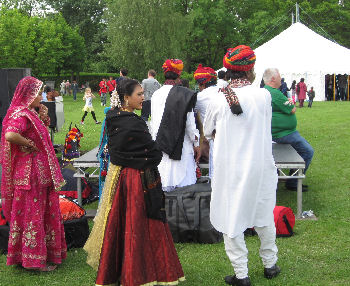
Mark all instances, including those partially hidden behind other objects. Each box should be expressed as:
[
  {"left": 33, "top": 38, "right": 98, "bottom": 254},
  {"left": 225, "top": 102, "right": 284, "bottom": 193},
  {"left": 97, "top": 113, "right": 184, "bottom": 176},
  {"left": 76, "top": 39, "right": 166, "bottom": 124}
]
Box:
[
  {"left": 325, "top": 74, "right": 349, "bottom": 101},
  {"left": 1, "top": 44, "right": 317, "bottom": 286}
]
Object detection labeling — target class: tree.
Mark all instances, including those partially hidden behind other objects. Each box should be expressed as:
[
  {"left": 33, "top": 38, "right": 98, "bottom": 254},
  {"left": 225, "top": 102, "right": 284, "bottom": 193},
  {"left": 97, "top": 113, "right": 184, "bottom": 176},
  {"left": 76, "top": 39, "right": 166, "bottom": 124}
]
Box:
[
  {"left": 183, "top": 0, "right": 244, "bottom": 71},
  {"left": 0, "top": 8, "right": 86, "bottom": 75},
  {"left": 0, "top": 8, "right": 36, "bottom": 68},
  {"left": 0, "top": 0, "right": 51, "bottom": 16},
  {"left": 45, "top": 0, "right": 107, "bottom": 71},
  {"left": 105, "top": 0, "right": 188, "bottom": 79}
]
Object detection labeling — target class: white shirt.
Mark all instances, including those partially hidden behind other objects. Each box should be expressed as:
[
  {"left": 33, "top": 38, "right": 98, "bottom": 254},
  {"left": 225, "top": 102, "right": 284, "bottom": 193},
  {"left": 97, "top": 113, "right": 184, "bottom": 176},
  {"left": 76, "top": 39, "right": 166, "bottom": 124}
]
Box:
[
  {"left": 151, "top": 85, "right": 199, "bottom": 190},
  {"left": 217, "top": 79, "right": 229, "bottom": 89},
  {"left": 204, "top": 85, "right": 278, "bottom": 238},
  {"left": 195, "top": 85, "right": 220, "bottom": 123}
]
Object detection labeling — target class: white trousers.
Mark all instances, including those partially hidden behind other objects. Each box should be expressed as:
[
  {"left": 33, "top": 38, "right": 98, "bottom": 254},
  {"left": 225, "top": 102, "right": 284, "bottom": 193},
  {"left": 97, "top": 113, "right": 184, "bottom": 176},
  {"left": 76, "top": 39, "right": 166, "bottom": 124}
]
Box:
[{"left": 223, "top": 222, "right": 278, "bottom": 279}]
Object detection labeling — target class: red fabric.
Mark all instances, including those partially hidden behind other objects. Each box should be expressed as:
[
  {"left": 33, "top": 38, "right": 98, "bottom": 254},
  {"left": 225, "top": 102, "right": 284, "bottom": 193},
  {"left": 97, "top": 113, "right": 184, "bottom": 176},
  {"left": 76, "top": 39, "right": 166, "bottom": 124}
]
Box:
[
  {"left": 99, "top": 81, "right": 108, "bottom": 93},
  {"left": 223, "top": 45, "right": 256, "bottom": 71},
  {"left": 0, "top": 207, "right": 7, "bottom": 225},
  {"left": 162, "top": 59, "right": 184, "bottom": 75},
  {"left": 96, "top": 168, "right": 184, "bottom": 286},
  {"left": 273, "top": 206, "right": 295, "bottom": 236},
  {"left": 59, "top": 197, "right": 85, "bottom": 221},
  {"left": 194, "top": 64, "right": 217, "bottom": 84},
  {"left": 7, "top": 181, "right": 67, "bottom": 268},
  {"left": 107, "top": 80, "right": 116, "bottom": 92},
  {"left": 0, "top": 76, "right": 64, "bottom": 221},
  {"left": 297, "top": 82, "right": 307, "bottom": 99}
]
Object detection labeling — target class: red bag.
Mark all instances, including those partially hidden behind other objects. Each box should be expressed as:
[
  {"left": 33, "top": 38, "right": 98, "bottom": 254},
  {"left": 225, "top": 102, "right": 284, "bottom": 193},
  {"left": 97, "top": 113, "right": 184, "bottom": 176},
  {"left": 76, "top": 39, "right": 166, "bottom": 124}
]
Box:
[
  {"left": 273, "top": 206, "right": 295, "bottom": 237},
  {"left": 0, "top": 208, "right": 7, "bottom": 226},
  {"left": 59, "top": 197, "right": 86, "bottom": 221}
]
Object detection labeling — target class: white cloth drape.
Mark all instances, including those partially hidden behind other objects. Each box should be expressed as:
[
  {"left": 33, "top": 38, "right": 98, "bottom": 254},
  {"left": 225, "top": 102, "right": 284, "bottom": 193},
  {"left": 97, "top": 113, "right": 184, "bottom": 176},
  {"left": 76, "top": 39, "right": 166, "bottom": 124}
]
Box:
[{"left": 204, "top": 85, "right": 278, "bottom": 238}]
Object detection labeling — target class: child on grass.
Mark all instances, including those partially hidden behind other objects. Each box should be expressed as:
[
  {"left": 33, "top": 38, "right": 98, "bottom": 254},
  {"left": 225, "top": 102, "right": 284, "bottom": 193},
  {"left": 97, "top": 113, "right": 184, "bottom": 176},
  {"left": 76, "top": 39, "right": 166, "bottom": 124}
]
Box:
[{"left": 81, "top": 88, "right": 101, "bottom": 125}]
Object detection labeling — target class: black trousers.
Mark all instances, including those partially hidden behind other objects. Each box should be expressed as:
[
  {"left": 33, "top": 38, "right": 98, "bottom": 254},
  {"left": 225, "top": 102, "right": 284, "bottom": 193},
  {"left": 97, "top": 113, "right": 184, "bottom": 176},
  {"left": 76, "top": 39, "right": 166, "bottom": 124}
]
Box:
[
  {"left": 141, "top": 100, "right": 151, "bottom": 121},
  {"left": 82, "top": 111, "right": 97, "bottom": 122}
]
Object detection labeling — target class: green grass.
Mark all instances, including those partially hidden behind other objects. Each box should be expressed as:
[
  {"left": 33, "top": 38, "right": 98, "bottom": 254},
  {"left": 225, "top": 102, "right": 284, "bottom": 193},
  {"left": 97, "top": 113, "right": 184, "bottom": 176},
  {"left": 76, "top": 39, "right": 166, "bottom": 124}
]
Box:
[{"left": 1, "top": 98, "right": 350, "bottom": 285}]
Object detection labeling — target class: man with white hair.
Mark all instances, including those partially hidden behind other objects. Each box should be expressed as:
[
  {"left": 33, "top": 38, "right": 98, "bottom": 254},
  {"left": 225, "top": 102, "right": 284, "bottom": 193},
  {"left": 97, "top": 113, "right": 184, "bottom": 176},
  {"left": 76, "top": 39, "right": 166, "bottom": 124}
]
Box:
[
  {"left": 264, "top": 68, "right": 314, "bottom": 192},
  {"left": 204, "top": 46, "right": 280, "bottom": 286}
]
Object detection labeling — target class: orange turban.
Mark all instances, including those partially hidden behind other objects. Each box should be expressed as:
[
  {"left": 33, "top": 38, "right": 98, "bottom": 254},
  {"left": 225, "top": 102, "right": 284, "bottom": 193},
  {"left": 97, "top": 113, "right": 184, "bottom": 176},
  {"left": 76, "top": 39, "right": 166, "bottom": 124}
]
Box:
[
  {"left": 193, "top": 64, "right": 217, "bottom": 84},
  {"left": 162, "top": 59, "right": 184, "bottom": 75},
  {"left": 223, "top": 45, "right": 256, "bottom": 71}
]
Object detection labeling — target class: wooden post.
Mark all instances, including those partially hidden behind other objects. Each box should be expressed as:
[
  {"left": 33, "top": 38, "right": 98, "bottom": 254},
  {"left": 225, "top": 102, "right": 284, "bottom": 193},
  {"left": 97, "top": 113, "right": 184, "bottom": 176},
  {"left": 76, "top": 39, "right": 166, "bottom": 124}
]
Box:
[{"left": 333, "top": 74, "right": 336, "bottom": 101}]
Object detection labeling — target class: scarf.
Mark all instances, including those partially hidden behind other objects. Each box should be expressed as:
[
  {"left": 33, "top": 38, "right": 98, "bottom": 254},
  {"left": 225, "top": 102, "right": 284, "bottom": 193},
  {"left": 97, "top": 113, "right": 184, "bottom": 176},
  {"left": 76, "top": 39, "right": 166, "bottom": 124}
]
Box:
[
  {"left": 156, "top": 86, "right": 197, "bottom": 160},
  {"left": 219, "top": 78, "right": 251, "bottom": 115},
  {"left": 106, "top": 108, "right": 162, "bottom": 170}
]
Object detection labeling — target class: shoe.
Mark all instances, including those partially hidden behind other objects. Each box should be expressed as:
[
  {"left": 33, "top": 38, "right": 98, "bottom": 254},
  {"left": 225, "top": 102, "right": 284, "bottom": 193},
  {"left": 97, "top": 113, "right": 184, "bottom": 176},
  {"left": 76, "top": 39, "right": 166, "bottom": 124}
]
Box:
[
  {"left": 95, "top": 121, "right": 101, "bottom": 124},
  {"left": 285, "top": 184, "right": 308, "bottom": 192},
  {"left": 80, "top": 121, "right": 84, "bottom": 125},
  {"left": 224, "top": 275, "right": 251, "bottom": 286},
  {"left": 264, "top": 265, "right": 281, "bottom": 279}
]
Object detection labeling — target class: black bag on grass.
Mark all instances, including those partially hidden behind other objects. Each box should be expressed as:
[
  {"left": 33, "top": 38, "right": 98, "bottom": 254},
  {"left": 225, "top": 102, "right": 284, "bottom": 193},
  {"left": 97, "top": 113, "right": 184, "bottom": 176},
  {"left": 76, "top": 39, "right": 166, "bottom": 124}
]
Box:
[
  {"left": 64, "top": 216, "right": 90, "bottom": 249},
  {"left": 165, "top": 181, "right": 222, "bottom": 244}
]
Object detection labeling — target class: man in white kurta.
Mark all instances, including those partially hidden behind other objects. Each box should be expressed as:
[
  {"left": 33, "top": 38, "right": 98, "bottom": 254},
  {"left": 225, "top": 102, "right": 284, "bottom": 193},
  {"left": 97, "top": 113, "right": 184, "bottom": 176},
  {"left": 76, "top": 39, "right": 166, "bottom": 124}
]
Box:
[
  {"left": 204, "top": 45, "right": 280, "bottom": 286},
  {"left": 151, "top": 59, "right": 199, "bottom": 192},
  {"left": 193, "top": 64, "right": 220, "bottom": 178}
]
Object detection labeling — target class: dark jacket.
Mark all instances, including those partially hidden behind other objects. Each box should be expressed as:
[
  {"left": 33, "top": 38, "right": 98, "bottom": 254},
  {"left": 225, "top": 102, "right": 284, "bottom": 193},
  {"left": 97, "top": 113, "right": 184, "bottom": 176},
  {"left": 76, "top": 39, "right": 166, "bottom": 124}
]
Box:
[{"left": 156, "top": 86, "right": 197, "bottom": 160}]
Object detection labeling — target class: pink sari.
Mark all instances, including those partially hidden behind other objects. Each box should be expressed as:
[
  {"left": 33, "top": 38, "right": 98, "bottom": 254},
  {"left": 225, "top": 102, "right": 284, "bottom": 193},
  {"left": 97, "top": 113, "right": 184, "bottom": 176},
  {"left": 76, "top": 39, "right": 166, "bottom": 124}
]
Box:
[{"left": 0, "top": 76, "right": 66, "bottom": 268}]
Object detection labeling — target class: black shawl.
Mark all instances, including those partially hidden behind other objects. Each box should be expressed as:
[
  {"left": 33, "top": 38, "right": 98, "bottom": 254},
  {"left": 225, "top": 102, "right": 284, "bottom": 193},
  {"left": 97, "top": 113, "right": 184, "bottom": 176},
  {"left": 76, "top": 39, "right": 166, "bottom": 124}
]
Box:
[
  {"left": 156, "top": 86, "right": 197, "bottom": 160},
  {"left": 106, "top": 109, "right": 162, "bottom": 170}
]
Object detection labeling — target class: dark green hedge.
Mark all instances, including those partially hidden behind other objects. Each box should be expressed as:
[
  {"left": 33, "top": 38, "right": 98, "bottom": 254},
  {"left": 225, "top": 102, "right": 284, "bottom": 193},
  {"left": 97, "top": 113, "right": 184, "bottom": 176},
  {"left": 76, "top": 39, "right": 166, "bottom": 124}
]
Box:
[{"left": 39, "top": 71, "right": 197, "bottom": 91}]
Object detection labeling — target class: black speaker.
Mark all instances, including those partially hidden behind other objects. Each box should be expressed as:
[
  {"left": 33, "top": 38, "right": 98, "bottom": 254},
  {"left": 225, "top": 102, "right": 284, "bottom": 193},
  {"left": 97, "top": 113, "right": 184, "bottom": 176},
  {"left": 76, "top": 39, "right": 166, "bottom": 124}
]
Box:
[
  {"left": 0, "top": 68, "right": 31, "bottom": 133},
  {"left": 41, "top": 101, "right": 57, "bottom": 129}
]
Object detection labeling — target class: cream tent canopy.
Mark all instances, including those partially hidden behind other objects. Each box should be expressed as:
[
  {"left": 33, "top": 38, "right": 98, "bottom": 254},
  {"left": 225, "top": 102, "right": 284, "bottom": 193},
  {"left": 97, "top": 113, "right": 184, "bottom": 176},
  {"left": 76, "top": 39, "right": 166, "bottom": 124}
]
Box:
[{"left": 253, "top": 22, "right": 350, "bottom": 101}]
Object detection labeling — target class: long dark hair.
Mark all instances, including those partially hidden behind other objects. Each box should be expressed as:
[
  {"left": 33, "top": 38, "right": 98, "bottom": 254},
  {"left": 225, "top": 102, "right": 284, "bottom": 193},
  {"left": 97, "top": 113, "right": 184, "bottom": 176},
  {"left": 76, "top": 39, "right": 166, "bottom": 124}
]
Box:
[
  {"left": 116, "top": 78, "right": 140, "bottom": 105},
  {"left": 290, "top": 80, "right": 296, "bottom": 90}
]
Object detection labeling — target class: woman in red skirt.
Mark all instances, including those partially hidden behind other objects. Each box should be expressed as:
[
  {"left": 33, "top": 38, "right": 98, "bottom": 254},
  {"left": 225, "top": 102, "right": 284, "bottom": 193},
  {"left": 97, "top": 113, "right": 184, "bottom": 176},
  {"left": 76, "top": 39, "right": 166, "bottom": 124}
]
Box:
[{"left": 84, "top": 79, "right": 184, "bottom": 286}]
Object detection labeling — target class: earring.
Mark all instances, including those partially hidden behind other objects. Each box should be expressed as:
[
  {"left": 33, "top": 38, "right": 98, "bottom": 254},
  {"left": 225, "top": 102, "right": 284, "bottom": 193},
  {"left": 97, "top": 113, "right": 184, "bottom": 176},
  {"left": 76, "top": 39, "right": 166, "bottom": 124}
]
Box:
[{"left": 126, "top": 99, "right": 129, "bottom": 107}]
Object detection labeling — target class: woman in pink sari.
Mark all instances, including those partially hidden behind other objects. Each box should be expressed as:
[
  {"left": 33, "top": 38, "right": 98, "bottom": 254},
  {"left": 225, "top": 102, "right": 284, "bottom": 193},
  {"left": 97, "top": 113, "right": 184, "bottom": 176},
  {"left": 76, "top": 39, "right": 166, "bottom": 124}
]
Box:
[{"left": 0, "top": 76, "right": 66, "bottom": 271}]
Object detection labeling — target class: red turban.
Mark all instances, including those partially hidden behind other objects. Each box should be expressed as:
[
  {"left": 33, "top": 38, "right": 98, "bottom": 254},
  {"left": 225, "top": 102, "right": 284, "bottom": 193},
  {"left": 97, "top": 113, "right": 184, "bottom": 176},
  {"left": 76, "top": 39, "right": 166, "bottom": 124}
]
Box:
[
  {"left": 223, "top": 45, "right": 256, "bottom": 71},
  {"left": 193, "top": 64, "right": 217, "bottom": 84},
  {"left": 162, "top": 59, "right": 184, "bottom": 75}
]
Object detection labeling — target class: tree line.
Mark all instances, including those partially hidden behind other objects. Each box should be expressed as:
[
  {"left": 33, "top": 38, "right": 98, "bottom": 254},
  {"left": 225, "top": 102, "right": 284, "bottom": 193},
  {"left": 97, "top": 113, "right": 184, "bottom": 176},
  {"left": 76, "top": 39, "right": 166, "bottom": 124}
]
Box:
[{"left": 1, "top": 0, "right": 349, "bottom": 80}]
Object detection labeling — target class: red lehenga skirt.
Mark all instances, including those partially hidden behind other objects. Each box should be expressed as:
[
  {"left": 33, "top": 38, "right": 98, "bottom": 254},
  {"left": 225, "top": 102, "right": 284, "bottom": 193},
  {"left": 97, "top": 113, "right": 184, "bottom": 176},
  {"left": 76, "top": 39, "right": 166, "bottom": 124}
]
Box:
[{"left": 96, "top": 167, "right": 184, "bottom": 286}]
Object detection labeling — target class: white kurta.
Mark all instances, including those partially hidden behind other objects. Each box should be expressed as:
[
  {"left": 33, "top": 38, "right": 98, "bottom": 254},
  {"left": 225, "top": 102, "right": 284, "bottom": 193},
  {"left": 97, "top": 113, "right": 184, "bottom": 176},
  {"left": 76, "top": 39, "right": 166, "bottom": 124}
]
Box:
[
  {"left": 151, "top": 85, "right": 199, "bottom": 191},
  {"left": 217, "top": 79, "right": 229, "bottom": 89},
  {"left": 195, "top": 85, "right": 220, "bottom": 178},
  {"left": 204, "top": 85, "right": 278, "bottom": 238}
]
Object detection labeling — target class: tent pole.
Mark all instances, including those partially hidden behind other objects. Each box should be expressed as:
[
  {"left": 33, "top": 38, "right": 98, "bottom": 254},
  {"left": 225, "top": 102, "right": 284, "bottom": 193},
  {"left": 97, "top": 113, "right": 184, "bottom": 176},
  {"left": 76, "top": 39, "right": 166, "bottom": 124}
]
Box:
[
  {"left": 296, "top": 3, "right": 300, "bottom": 23},
  {"left": 333, "top": 74, "right": 336, "bottom": 101},
  {"left": 347, "top": 75, "right": 349, "bottom": 101}
]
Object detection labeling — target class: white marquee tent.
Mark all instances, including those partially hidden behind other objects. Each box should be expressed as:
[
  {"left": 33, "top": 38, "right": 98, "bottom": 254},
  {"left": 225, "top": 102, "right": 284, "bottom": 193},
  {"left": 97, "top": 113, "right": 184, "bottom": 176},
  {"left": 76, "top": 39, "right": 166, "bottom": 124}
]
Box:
[{"left": 253, "top": 22, "right": 350, "bottom": 101}]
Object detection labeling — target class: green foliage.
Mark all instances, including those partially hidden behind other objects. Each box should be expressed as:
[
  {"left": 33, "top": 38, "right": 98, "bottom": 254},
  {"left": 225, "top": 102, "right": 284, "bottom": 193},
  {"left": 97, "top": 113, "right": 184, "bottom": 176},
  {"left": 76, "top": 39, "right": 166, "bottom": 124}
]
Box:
[
  {"left": 0, "top": 9, "right": 36, "bottom": 68},
  {"left": 105, "top": 0, "right": 188, "bottom": 80},
  {"left": 184, "top": 0, "right": 244, "bottom": 71},
  {"left": 0, "top": 8, "right": 86, "bottom": 75},
  {"left": 45, "top": 0, "right": 108, "bottom": 71}
]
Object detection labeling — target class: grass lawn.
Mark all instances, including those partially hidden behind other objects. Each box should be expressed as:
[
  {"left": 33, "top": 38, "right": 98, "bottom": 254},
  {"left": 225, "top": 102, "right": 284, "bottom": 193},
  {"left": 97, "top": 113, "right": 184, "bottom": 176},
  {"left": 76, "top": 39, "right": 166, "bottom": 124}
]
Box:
[{"left": 1, "top": 94, "right": 350, "bottom": 285}]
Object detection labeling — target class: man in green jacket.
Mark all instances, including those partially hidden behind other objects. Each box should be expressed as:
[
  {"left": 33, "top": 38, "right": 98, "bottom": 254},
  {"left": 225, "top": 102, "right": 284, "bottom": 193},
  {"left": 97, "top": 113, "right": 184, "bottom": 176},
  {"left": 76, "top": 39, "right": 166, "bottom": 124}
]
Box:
[{"left": 264, "top": 68, "right": 314, "bottom": 192}]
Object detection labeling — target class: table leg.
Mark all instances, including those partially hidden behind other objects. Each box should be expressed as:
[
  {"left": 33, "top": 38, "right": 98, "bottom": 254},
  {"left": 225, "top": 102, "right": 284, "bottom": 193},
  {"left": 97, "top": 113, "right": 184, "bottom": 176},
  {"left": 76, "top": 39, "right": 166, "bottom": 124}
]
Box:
[
  {"left": 297, "top": 169, "right": 303, "bottom": 218},
  {"left": 77, "top": 177, "right": 82, "bottom": 206}
]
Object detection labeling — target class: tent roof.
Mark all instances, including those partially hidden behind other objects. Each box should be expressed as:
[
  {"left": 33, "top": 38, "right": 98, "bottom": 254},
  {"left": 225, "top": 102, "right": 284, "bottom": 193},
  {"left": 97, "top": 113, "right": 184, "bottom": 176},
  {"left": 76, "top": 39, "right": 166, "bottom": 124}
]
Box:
[{"left": 254, "top": 22, "right": 350, "bottom": 75}]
